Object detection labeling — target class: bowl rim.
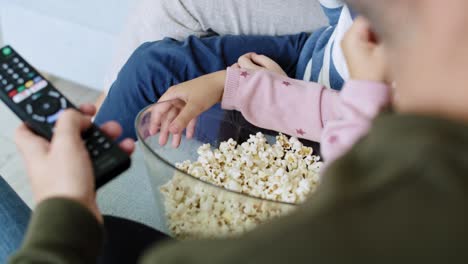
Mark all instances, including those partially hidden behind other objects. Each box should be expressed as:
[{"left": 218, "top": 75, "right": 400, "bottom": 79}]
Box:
[{"left": 135, "top": 102, "right": 302, "bottom": 206}]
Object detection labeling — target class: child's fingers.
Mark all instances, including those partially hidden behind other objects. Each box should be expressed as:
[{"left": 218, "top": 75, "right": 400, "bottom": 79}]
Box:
[
  {"left": 172, "top": 133, "right": 182, "bottom": 148},
  {"left": 186, "top": 118, "right": 197, "bottom": 139},
  {"left": 172, "top": 117, "right": 197, "bottom": 148},
  {"left": 169, "top": 104, "right": 202, "bottom": 135},
  {"left": 252, "top": 54, "right": 287, "bottom": 76},
  {"left": 149, "top": 103, "right": 173, "bottom": 135},
  {"left": 251, "top": 54, "right": 280, "bottom": 69},
  {"left": 238, "top": 54, "right": 263, "bottom": 71},
  {"left": 159, "top": 108, "right": 179, "bottom": 146},
  {"left": 343, "top": 17, "right": 374, "bottom": 49},
  {"left": 238, "top": 52, "right": 256, "bottom": 61}
]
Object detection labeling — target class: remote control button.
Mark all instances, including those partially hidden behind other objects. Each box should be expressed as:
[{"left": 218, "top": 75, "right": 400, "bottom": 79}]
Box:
[
  {"left": 48, "top": 91, "right": 60, "bottom": 98},
  {"left": 26, "top": 104, "right": 33, "bottom": 114},
  {"left": 13, "top": 58, "right": 19, "bottom": 64},
  {"left": 8, "top": 90, "right": 17, "bottom": 98},
  {"left": 13, "top": 90, "right": 31, "bottom": 103},
  {"left": 5, "top": 84, "right": 14, "bottom": 92},
  {"left": 18, "top": 63, "right": 24, "bottom": 68},
  {"left": 86, "top": 142, "right": 95, "bottom": 151},
  {"left": 12, "top": 74, "right": 19, "bottom": 79},
  {"left": 17, "top": 78, "right": 24, "bottom": 85},
  {"left": 25, "top": 80, "right": 34, "bottom": 88},
  {"left": 1, "top": 79, "right": 7, "bottom": 85},
  {"left": 30, "top": 80, "right": 48, "bottom": 94},
  {"left": 32, "top": 114, "right": 46, "bottom": 122},
  {"left": 103, "top": 142, "right": 111, "bottom": 150},
  {"left": 33, "top": 97, "right": 61, "bottom": 116},
  {"left": 2, "top": 64, "right": 8, "bottom": 70},
  {"left": 2, "top": 47, "right": 12, "bottom": 56},
  {"left": 7, "top": 69, "right": 14, "bottom": 75},
  {"left": 93, "top": 130, "right": 101, "bottom": 137},
  {"left": 92, "top": 149, "right": 100, "bottom": 157},
  {"left": 97, "top": 136, "right": 106, "bottom": 144},
  {"left": 60, "top": 98, "right": 67, "bottom": 109},
  {"left": 23, "top": 68, "right": 30, "bottom": 73},
  {"left": 47, "top": 110, "right": 64, "bottom": 124},
  {"left": 17, "top": 86, "right": 25, "bottom": 92},
  {"left": 31, "top": 93, "right": 42, "bottom": 101},
  {"left": 0, "top": 75, "right": 3, "bottom": 80}
]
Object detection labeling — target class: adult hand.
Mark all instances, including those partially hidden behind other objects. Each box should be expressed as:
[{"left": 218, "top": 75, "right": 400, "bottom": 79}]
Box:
[
  {"left": 236, "top": 52, "right": 287, "bottom": 76},
  {"left": 14, "top": 104, "right": 135, "bottom": 223},
  {"left": 149, "top": 71, "right": 226, "bottom": 148},
  {"left": 342, "top": 17, "right": 388, "bottom": 82}
]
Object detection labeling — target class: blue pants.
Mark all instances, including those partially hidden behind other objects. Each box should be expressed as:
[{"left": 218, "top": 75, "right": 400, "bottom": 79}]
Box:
[
  {"left": 95, "top": 34, "right": 310, "bottom": 141},
  {"left": 0, "top": 177, "right": 30, "bottom": 263}
]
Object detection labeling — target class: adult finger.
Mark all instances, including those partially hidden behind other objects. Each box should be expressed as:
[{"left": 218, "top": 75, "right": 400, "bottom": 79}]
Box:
[
  {"left": 14, "top": 124, "right": 49, "bottom": 164},
  {"left": 119, "top": 138, "right": 135, "bottom": 155},
  {"left": 79, "top": 104, "right": 97, "bottom": 117},
  {"left": 99, "top": 121, "right": 123, "bottom": 140},
  {"left": 53, "top": 110, "right": 92, "bottom": 147}
]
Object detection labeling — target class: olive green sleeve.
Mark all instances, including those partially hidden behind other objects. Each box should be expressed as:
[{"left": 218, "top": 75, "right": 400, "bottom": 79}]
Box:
[{"left": 8, "top": 198, "right": 103, "bottom": 264}]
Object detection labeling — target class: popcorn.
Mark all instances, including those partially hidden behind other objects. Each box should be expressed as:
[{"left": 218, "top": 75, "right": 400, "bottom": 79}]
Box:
[{"left": 161, "top": 133, "right": 323, "bottom": 239}]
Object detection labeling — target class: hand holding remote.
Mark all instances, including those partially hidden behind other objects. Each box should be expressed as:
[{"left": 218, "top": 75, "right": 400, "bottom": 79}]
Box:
[
  {"left": 0, "top": 46, "right": 132, "bottom": 187},
  {"left": 15, "top": 105, "right": 135, "bottom": 223}
]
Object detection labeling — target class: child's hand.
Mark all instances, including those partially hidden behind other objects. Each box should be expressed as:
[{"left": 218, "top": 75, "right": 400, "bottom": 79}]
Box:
[
  {"left": 342, "top": 17, "right": 388, "bottom": 82},
  {"left": 149, "top": 71, "right": 226, "bottom": 147},
  {"left": 235, "top": 53, "right": 287, "bottom": 76}
]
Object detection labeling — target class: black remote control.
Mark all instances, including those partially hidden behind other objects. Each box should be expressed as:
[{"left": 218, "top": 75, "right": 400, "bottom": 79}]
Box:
[{"left": 0, "top": 45, "right": 131, "bottom": 188}]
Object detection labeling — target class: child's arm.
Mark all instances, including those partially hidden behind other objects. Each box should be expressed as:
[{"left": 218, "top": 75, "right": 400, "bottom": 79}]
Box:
[
  {"left": 147, "top": 69, "right": 341, "bottom": 146},
  {"left": 321, "top": 17, "right": 391, "bottom": 163},
  {"left": 221, "top": 67, "right": 340, "bottom": 142},
  {"left": 320, "top": 80, "right": 390, "bottom": 162}
]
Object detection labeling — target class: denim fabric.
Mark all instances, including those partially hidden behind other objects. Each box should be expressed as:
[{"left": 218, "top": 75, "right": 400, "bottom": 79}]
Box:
[
  {"left": 94, "top": 33, "right": 310, "bottom": 141},
  {"left": 0, "top": 177, "right": 31, "bottom": 263}
]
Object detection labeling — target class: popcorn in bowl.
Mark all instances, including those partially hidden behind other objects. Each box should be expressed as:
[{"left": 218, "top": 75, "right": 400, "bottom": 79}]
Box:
[{"left": 160, "top": 133, "right": 323, "bottom": 239}]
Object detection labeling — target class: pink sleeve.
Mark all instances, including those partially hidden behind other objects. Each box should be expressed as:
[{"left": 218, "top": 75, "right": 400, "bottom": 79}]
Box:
[
  {"left": 222, "top": 67, "right": 341, "bottom": 142},
  {"left": 221, "top": 67, "right": 391, "bottom": 163},
  {"left": 320, "top": 80, "right": 391, "bottom": 163}
]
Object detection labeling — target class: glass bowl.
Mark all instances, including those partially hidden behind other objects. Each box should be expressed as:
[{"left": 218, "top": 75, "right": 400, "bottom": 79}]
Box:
[{"left": 135, "top": 100, "right": 321, "bottom": 239}]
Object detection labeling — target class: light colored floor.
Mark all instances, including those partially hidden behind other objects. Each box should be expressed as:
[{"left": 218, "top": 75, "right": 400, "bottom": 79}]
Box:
[{"left": 0, "top": 75, "right": 100, "bottom": 207}]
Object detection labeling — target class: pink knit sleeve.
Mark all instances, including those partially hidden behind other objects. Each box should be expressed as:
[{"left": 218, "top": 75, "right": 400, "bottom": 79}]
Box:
[
  {"left": 221, "top": 68, "right": 391, "bottom": 163},
  {"left": 221, "top": 67, "right": 341, "bottom": 142},
  {"left": 320, "top": 80, "right": 391, "bottom": 163}
]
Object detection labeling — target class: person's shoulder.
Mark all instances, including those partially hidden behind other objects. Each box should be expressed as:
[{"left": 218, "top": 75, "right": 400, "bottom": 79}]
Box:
[{"left": 323, "top": 113, "right": 468, "bottom": 196}]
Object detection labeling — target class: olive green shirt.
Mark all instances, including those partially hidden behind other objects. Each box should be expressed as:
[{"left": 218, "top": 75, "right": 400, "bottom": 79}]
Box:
[{"left": 9, "top": 114, "right": 468, "bottom": 263}]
